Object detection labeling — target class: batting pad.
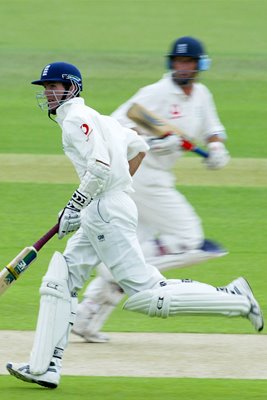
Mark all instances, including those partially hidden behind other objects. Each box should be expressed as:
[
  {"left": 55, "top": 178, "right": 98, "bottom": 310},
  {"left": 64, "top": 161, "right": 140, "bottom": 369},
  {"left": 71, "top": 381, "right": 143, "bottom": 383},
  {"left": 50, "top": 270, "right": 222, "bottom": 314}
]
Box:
[
  {"left": 29, "top": 251, "right": 76, "bottom": 375},
  {"left": 123, "top": 281, "right": 251, "bottom": 318}
]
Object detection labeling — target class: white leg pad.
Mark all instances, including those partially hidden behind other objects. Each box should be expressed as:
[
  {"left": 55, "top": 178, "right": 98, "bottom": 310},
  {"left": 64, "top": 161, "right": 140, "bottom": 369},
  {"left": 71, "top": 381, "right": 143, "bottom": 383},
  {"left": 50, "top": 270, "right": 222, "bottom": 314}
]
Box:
[
  {"left": 30, "top": 251, "right": 77, "bottom": 375},
  {"left": 123, "top": 280, "right": 251, "bottom": 318}
]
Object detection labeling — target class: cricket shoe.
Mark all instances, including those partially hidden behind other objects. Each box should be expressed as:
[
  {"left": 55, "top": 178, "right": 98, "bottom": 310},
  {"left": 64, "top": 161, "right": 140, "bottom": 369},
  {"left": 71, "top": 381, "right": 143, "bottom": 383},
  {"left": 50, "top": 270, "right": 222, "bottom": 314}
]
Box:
[
  {"left": 72, "top": 327, "right": 110, "bottom": 343},
  {"left": 224, "top": 277, "right": 264, "bottom": 332},
  {"left": 6, "top": 361, "right": 60, "bottom": 389},
  {"left": 200, "top": 239, "right": 228, "bottom": 256}
]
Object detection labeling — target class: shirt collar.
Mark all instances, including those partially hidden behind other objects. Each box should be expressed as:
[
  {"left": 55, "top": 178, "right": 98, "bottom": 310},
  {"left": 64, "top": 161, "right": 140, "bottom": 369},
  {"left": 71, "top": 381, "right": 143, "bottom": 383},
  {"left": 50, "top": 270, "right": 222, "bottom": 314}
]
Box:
[{"left": 56, "top": 97, "right": 85, "bottom": 123}]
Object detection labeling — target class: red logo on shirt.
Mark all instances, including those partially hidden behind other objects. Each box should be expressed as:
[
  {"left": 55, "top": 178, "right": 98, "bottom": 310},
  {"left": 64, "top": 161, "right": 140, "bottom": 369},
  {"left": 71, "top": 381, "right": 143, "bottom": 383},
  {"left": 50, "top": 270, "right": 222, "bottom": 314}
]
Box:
[
  {"left": 169, "top": 104, "right": 182, "bottom": 119},
  {"left": 80, "top": 123, "right": 92, "bottom": 139}
]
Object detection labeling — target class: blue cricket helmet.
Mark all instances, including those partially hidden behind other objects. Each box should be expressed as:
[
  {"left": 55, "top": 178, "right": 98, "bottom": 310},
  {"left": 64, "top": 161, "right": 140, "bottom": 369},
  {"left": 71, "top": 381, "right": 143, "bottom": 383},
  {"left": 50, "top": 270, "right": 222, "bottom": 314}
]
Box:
[
  {"left": 31, "top": 62, "right": 83, "bottom": 90},
  {"left": 167, "top": 36, "right": 211, "bottom": 71}
]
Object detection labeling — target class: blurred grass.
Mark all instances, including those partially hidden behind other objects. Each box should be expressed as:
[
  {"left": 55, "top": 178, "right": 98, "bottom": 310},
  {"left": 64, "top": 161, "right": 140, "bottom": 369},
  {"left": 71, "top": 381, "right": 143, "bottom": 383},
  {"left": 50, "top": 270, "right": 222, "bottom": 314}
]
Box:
[{"left": 0, "top": 1, "right": 267, "bottom": 156}]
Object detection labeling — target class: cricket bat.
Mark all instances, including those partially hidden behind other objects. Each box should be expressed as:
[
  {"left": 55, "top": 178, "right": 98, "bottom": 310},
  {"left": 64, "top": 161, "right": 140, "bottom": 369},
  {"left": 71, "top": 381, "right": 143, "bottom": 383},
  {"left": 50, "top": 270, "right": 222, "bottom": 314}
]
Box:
[
  {"left": 127, "top": 103, "right": 209, "bottom": 158},
  {"left": 0, "top": 223, "right": 59, "bottom": 296}
]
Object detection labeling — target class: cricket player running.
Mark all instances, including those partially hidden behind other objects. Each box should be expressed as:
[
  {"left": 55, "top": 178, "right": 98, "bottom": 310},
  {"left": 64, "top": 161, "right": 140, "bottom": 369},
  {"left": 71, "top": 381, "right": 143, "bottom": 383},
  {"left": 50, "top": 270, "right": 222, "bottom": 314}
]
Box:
[
  {"left": 7, "top": 61, "right": 263, "bottom": 389},
  {"left": 72, "top": 36, "right": 231, "bottom": 342}
]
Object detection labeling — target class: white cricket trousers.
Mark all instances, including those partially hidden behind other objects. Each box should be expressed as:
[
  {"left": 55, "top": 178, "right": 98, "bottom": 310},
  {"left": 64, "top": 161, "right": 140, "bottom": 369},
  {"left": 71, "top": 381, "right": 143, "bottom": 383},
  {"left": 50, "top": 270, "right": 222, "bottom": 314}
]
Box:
[
  {"left": 63, "top": 191, "right": 164, "bottom": 296},
  {"left": 132, "top": 167, "right": 204, "bottom": 255}
]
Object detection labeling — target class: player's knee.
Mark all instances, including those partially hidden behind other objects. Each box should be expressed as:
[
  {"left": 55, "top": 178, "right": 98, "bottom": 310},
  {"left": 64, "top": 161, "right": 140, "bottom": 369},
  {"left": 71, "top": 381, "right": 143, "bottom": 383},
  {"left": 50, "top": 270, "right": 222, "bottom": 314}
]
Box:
[
  {"left": 97, "top": 262, "right": 117, "bottom": 282},
  {"left": 123, "top": 286, "right": 172, "bottom": 318},
  {"left": 40, "top": 251, "right": 71, "bottom": 301},
  {"left": 84, "top": 276, "right": 123, "bottom": 305}
]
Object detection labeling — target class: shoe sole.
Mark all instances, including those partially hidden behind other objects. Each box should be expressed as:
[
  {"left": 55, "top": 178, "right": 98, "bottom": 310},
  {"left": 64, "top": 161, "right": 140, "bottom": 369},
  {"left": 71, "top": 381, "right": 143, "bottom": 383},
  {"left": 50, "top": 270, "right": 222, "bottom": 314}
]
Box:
[{"left": 6, "top": 364, "right": 58, "bottom": 389}]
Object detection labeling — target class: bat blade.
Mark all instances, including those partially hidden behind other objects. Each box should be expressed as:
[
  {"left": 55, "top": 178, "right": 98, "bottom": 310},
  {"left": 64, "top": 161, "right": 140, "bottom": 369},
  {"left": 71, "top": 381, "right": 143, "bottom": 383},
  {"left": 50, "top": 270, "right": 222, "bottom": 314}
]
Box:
[
  {"left": 0, "top": 247, "right": 37, "bottom": 295},
  {"left": 127, "top": 103, "right": 186, "bottom": 136},
  {"left": 127, "top": 103, "right": 209, "bottom": 158},
  {"left": 0, "top": 223, "right": 59, "bottom": 296}
]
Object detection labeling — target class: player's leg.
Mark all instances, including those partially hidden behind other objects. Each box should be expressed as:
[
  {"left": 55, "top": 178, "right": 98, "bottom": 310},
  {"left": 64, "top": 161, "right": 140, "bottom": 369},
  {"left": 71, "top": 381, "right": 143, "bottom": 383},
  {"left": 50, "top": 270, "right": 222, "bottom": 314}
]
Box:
[
  {"left": 132, "top": 183, "right": 203, "bottom": 253},
  {"left": 72, "top": 266, "right": 124, "bottom": 342},
  {"left": 73, "top": 189, "right": 226, "bottom": 343},
  {"left": 87, "top": 195, "right": 263, "bottom": 332},
  {"left": 81, "top": 194, "right": 257, "bottom": 330},
  {"left": 132, "top": 181, "right": 227, "bottom": 270},
  {"left": 73, "top": 184, "right": 226, "bottom": 343},
  {"left": 7, "top": 251, "right": 76, "bottom": 388},
  {"left": 71, "top": 192, "right": 163, "bottom": 343},
  {"left": 123, "top": 278, "right": 264, "bottom": 332},
  {"left": 84, "top": 192, "right": 165, "bottom": 297},
  {"left": 7, "top": 228, "right": 100, "bottom": 388}
]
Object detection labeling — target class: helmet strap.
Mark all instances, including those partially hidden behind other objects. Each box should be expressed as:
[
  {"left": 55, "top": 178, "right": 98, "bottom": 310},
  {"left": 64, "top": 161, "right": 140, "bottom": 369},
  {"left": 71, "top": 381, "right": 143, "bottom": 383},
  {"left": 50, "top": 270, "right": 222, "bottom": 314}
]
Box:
[{"left": 48, "top": 110, "right": 57, "bottom": 121}]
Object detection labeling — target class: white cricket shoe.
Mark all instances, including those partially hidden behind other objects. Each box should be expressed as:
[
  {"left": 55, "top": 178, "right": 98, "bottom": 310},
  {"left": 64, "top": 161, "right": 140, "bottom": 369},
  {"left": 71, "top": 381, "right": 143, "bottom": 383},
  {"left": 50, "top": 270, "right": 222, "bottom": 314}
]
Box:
[
  {"left": 225, "top": 277, "right": 264, "bottom": 332},
  {"left": 6, "top": 361, "right": 60, "bottom": 389},
  {"left": 72, "top": 327, "right": 110, "bottom": 343}
]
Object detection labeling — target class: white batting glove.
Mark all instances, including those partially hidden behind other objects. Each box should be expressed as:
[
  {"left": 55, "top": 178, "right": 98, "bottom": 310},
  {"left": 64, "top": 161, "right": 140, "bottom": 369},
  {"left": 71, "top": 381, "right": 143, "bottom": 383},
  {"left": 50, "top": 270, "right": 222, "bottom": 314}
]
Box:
[
  {"left": 147, "top": 134, "right": 182, "bottom": 156},
  {"left": 58, "top": 207, "right": 81, "bottom": 239},
  {"left": 205, "top": 142, "right": 230, "bottom": 170},
  {"left": 58, "top": 189, "right": 90, "bottom": 239}
]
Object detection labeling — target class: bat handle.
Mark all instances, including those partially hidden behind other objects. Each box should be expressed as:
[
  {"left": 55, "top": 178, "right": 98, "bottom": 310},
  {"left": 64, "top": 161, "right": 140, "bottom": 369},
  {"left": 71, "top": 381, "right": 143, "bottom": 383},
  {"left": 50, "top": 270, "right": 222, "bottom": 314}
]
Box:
[
  {"left": 181, "top": 139, "right": 209, "bottom": 158},
  {"left": 33, "top": 223, "right": 59, "bottom": 252},
  {"left": 192, "top": 147, "right": 209, "bottom": 158}
]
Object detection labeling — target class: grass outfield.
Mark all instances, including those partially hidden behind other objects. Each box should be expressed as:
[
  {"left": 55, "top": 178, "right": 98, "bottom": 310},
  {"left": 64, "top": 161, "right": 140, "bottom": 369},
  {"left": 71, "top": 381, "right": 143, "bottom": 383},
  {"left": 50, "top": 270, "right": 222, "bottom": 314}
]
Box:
[
  {"left": 0, "top": 376, "right": 266, "bottom": 400},
  {"left": 0, "top": 376, "right": 267, "bottom": 400},
  {"left": 1, "top": 1, "right": 267, "bottom": 157},
  {"left": 0, "top": 181, "right": 266, "bottom": 333},
  {"left": 0, "top": 0, "right": 266, "bottom": 397}
]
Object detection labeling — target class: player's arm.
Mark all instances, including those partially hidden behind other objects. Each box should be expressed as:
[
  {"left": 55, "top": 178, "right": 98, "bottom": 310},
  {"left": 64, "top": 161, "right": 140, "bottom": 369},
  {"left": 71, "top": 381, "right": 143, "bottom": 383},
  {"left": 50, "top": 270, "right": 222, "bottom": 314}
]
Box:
[
  {"left": 60, "top": 120, "right": 111, "bottom": 239},
  {"left": 128, "top": 152, "right": 146, "bottom": 176},
  {"left": 125, "top": 125, "right": 149, "bottom": 175},
  {"left": 205, "top": 133, "right": 230, "bottom": 170},
  {"left": 199, "top": 89, "right": 230, "bottom": 169},
  {"left": 58, "top": 159, "right": 111, "bottom": 239}
]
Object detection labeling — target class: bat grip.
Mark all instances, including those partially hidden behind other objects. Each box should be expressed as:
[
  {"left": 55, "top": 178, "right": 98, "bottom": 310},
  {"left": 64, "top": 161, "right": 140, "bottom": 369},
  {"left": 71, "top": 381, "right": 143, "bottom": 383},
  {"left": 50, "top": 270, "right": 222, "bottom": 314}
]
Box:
[
  {"left": 192, "top": 147, "right": 209, "bottom": 158},
  {"left": 33, "top": 223, "right": 59, "bottom": 252},
  {"left": 181, "top": 139, "right": 209, "bottom": 158}
]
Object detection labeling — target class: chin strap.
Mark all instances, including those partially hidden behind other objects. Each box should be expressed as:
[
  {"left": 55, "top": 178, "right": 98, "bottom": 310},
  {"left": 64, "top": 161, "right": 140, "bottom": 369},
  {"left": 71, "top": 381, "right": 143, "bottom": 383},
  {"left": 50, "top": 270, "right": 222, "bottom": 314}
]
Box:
[{"left": 48, "top": 110, "right": 57, "bottom": 122}]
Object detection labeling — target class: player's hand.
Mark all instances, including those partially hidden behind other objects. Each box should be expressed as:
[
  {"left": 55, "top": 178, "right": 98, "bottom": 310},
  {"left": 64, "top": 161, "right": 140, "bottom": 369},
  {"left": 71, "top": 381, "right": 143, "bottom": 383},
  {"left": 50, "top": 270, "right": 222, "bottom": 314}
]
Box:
[
  {"left": 205, "top": 142, "right": 230, "bottom": 169},
  {"left": 58, "top": 206, "right": 81, "bottom": 239},
  {"left": 147, "top": 134, "right": 182, "bottom": 156}
]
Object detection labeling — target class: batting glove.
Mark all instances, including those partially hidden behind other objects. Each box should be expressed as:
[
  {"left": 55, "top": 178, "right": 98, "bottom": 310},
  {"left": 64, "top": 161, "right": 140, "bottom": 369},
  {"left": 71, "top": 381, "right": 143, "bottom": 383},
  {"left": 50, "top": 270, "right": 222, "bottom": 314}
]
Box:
[
  {"left": 147, "top": 134, "right": 182, "bottom": 156},
  {"left": 205, "top": 142, "right": 230, "bottom": 170},
  {"left": 58, "top": 206, "right": 81, "bottom": 239},
  {"left": 58, "top": 189, "right": 90, "bottom": 239}
]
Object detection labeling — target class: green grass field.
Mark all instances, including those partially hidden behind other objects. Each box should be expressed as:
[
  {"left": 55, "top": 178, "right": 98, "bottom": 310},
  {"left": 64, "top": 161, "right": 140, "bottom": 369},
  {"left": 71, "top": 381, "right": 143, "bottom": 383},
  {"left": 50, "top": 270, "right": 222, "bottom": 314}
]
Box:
[
  {"left": 0, "top": 0, "right": 267, "bottom": 398},
  {"left": 0, "top": 376, "right": 267, "bottom": 400}
]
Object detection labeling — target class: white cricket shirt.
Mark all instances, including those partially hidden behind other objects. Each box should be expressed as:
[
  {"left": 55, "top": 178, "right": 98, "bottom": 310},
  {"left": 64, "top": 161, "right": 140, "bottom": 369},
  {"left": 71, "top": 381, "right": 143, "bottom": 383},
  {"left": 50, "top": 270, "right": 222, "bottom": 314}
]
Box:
[
  {"left": 56, "top": 98, "right": 149, "bottom": 194},
  {"left": 112, "top": 73, "right": 225, "bottom": 171}
]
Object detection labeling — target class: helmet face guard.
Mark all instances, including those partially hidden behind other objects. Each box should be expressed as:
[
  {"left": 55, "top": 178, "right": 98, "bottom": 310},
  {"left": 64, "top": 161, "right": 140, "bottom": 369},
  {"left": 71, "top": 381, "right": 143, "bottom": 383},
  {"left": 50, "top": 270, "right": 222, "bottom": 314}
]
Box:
[
  {"left": 35, "top": 79, "right": 81, "bottom": 111},
  {"left": 32, "top": 62, "right": 83, "bottom": 111}
]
